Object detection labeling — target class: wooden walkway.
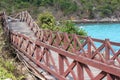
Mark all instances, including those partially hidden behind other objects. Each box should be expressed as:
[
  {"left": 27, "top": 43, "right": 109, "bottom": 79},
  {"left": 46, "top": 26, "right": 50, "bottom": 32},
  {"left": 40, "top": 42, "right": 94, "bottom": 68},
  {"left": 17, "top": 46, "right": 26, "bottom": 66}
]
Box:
[
  {"left": 8, "top": 21, "right": 102, "bottom": 80},
  {"left": 8, "top": 19, "right": 55, "bottom": 80},
  {"left": 1, "top": 11, "right": 120, "bottom": 80},
  {"left": 8, "top": 22, "right": 36, "bottom": 40}
]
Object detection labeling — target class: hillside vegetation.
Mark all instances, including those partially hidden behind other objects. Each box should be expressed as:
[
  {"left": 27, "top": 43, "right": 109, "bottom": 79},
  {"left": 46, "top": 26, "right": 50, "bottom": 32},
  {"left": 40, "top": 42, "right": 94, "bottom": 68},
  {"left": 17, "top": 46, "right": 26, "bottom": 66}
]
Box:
[
  {"left": 0, "top": 0, "right": 120, "bottom": 20},
  {"left": 0, "top": 25, "right": 25, "bottom": 80},
  {"left": 37, "top": 12, "right": 87, "bottom": 36}
]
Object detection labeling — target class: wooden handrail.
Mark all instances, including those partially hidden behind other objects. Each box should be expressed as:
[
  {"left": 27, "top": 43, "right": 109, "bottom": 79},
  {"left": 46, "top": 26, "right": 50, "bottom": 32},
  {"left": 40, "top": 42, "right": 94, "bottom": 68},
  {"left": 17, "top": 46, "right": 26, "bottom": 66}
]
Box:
[{"left": 1, "top": 11, "right": 120, "bottom": 80}]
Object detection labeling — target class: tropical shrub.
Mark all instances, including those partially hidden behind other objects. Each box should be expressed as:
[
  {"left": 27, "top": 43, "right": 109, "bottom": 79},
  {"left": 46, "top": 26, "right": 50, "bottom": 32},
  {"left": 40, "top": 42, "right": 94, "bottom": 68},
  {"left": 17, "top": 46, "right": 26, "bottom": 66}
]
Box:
[
  {"left": 60, "top": 20, "right": 87, "bottom": 36},
  {"left": 37, "top": 12, "right": 60, "bottom": 31},
  {"left": 37, "top": 12, "right": 87, "bottom": 36}
]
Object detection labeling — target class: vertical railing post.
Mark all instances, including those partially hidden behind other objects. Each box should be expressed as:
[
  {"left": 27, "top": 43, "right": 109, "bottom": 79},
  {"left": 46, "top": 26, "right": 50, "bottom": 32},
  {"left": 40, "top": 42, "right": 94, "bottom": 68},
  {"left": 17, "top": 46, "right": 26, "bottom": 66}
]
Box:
[
  {"left": 87, "top": 37, "right": 92, "bottom": 57},
  {"left": 59, "top": 54, "right": 64, "bottom": 75},
  {"left": 77, "top": 62, "right": 84, "bottom": 80},
  {"left": 45, "top": 48, "right": 49, "bottom": 66},
  {"left": 107, "top": 74, "right": 115, "bottom": 80},
  {"left": 105, "top": 39, "right": 110, "bottom": 60}
]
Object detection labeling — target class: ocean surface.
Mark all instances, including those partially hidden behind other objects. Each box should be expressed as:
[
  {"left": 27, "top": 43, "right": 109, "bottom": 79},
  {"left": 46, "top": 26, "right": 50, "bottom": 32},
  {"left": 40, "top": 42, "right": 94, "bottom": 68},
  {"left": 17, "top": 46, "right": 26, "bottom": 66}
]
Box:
[{"left": 78, "top": 23, "right": 120, "bottom": 43}]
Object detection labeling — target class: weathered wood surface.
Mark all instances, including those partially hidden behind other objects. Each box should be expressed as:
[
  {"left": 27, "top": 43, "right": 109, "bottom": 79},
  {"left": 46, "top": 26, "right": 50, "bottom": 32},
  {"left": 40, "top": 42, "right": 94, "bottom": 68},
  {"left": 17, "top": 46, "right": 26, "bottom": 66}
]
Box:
[
  {"left": 1, "top": 11, "right": 120, "bottom": 80},
  {"left": 8, "top": 22, "right": 36, "bottom": 40}
]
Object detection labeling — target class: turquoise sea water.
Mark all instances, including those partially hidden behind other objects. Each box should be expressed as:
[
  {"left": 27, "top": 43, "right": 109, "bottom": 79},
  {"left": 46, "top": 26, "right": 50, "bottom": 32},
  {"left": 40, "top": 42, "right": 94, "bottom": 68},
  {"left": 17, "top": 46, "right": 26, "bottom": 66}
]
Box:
[{"left": 78, "top": 23, "right": 120, "bottom": 42}]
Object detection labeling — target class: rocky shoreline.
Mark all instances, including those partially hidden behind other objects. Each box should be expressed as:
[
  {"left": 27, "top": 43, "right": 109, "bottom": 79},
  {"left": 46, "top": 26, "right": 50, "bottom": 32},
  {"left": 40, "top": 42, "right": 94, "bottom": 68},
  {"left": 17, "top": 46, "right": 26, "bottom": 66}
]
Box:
[{"left": 72, "top": 18, "right": 120, "bottom": 23}]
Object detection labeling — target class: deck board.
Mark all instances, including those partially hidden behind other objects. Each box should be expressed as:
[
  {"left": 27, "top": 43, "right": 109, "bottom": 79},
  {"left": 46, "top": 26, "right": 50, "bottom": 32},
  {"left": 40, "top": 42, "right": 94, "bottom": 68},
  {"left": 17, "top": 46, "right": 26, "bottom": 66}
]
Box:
[{"left": 8, "top": 22, "right": 36, "bottom": 40}]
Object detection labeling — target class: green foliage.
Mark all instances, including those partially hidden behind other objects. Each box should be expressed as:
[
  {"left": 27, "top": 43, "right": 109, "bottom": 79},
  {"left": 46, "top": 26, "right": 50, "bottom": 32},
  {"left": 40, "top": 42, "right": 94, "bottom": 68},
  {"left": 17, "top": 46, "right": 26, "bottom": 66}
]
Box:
[
  {"left": 37, "top": 13, "right": 87, "bottom": 36},
  {"left": 0, "top": 0, "right": 79, "bottom": 15},
  {"left": 5, "top": 60, "right": 15, "bottom": 72},
  {"left": 0, "top": 55, "right": 25, "bottom": 80},
  {"left": 37, "top": 12, "right": 59, "bottom": 31},
  {"left": 33, "top": 0, "right": 79, "bottom": 14},
  {"left": 77, "top": 29, "right": 87, "bottom": 36},
  {"left": 96, "top": 4, "right": 113, "bottom": 17},
  {"left": 0, "top": 60, "right": 25, "bottom": 80},
  {"left": 0, "top": 26, "right": 25, "bottom": 80},
  {"left": 0, "top": 58, "right": 16, "bottom": 80},
  {"left": 60, "top": 20, "right": 87, "bottom": 36},
  {"left": 0, "top": 65, "right": 16, "bottom": 80},
  {"left": 59, "top": 0, "right": 78, "bottom": 14},
  {"left": 0, "top": 0, "right": 120, "bottom": 18},
  {"left": 38, "top": 12, "right": 55, "bottom": 25},
  {"left": 79, "top": 0, "right": 120, "bottom": 18},
  {"left": 61, "top": 21, "right": 78, "bottom": 33}
]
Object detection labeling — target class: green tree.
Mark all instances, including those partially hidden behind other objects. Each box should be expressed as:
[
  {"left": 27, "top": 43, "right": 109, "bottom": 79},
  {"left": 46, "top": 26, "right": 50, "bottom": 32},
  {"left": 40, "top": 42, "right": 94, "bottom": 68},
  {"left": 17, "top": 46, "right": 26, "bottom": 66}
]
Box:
[
  {"left": 37, "top": 12, "right": 59, "bottom": 31},
  {"left": 60, "top": 20, "right": 87, "bottom": 36},
  {"left": 37, "top": 12, "right": 87, "bottom": 36},
  {"left": 59, "top": 0, "right": 78, "bottom": 14}
]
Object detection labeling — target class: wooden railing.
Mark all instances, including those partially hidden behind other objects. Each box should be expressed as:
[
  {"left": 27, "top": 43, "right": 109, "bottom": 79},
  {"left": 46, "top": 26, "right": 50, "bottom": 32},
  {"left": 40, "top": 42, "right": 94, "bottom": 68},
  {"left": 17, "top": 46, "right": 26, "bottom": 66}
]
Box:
[
  {"left": 14, "top": 11, "right": 40, "bottom": 33},
  {"left": 1, "top": 11, "right": 120, "bottom": 80}
]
